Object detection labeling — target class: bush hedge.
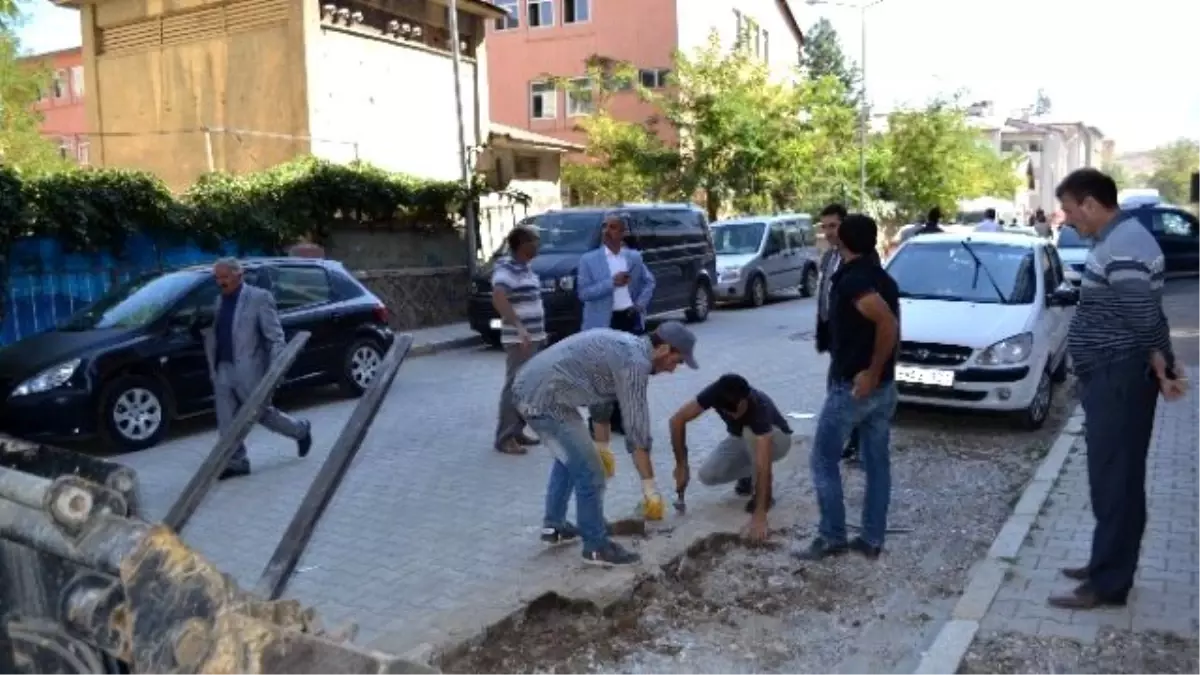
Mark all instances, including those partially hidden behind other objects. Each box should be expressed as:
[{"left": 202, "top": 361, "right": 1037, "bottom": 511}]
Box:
[{"left": 0, "top": 156, "right": 477, "bottom": 260}]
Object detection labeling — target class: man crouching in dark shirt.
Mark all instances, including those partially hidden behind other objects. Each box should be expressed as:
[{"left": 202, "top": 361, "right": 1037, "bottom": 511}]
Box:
[
  {"left": 669, "top": 374, "right": 794, "bottom": 542},
  {"left": 795, "top": 213, "right": 900, "bottom": 562}
]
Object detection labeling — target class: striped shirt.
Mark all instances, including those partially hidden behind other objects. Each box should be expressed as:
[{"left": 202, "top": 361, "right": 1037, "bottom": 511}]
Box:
[
  {"left": 1068, "top": 215, "right": 1174, "bottom": 375},
  {"left": 491, "top": 256, "right": 546, "bottom": 345},
  {"left": 511, "top": 329, "right": 654, "bottom": 453}
]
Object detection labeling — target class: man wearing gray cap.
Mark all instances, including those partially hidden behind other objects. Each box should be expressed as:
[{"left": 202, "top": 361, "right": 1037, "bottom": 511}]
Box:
[{"left": 511, "top": 321, "right": 698, "bottom": 567}]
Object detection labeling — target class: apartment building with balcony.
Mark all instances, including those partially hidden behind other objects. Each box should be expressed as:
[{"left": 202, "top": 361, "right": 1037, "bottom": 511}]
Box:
[
  {"left": 21, "top": 47, "right": 90, "bottom": 165},
  {"left": 486, "top": 0, "right": 805, "bottom": 146},
  {"left": 55, "top": 0, "right": 507, "bottom": 190}
]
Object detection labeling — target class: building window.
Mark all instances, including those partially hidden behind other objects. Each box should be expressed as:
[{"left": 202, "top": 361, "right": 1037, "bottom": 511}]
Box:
[
  {"left": 57, "top": 137, "right": 72, "bottom": 159},
  {"left": 494, "top": 0, "right": 519, "bottom": 30},
  {"left": 763, "top": 30, "right": 769, "bottom": 63},
  {"left": 530, "top": 81, "right": 556, "bottom": 119},
  {"left": 52, "top": 70, "right": 67, "bottom": 99},
  {"left": 70, "top": 65, "right": 84, "bottom": 99},
  {"left": 514, "top": 154, "right": 540, "bottom": 179},
  {"left": 77, "top": 141, "right": 90, "bottom": 165},
  {"left": 563, "top": 0, "right": 589, "bottom": 23},
  {"left": 1028, "top": 141, "right": 1042, "bottom": 152},
  {"left": 567, "top": 77, "right": 594, "bottom": 116},
  {"left": 527, "top": 0, "right": 553, "bottom": 27},
  {"left": 639, "top": 68, "right": 670, "bottom": 89}
]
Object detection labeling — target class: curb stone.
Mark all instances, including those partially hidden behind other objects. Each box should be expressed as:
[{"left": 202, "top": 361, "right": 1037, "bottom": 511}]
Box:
[
  {"left": 912, "top": 405, "right": 1085, "bottom": 675},
  {"left": 407, "top": 334, "right": 484, "bottom": 357}
]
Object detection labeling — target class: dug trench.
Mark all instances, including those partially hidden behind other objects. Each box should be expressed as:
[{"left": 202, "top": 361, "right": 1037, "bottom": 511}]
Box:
[{"left": 441, "top": 391, "right": 1077, "bottom": 674}]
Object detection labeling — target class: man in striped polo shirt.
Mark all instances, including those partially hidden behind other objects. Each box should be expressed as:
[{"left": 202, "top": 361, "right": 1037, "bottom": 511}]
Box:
[
  {"left": 511, "top": 322, "right": 698, "bottom": 567},
  {"left": 1048, "top": 168, "right": 1188, "bottom": 611},
  {"left": 491, "top": 225, "right": 548, "bottom": 455}
]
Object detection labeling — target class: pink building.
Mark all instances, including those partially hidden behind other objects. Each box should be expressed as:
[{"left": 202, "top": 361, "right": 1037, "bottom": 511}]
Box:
[
  {"left": 487, "top": 0, "right": 804, "bottom": 147},
  {"left": 23, "top": 47, "right": 90, "bottom": 165}
]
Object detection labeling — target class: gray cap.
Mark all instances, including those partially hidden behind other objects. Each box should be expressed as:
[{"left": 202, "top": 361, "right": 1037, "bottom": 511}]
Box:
[{"left": 655, "top": 321, "right": 698, "bottom": 369}]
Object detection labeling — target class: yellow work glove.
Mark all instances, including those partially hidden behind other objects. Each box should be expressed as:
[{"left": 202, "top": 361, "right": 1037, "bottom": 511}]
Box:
[
  {"left": 596, "top": 444, "right": 616, "bottom": 480},
  {"left": 641, "top": 491, "right": 665, "bottom": 521}
]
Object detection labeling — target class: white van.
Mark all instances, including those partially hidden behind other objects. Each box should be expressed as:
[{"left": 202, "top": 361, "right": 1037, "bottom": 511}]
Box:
[{"left": 711, "top": 214, "right": 820, "bottom": 307}]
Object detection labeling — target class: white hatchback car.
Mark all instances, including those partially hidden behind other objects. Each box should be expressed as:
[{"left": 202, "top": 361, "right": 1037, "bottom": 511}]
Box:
[{"left": 884, "top": 231, "right": 1078, "bottom": 429}]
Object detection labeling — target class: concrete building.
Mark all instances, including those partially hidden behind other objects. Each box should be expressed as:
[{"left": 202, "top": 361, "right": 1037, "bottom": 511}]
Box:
[
  {"left": 486, "top": 0, "right": 804, "bottom": 146},
  {"left": 21, "top": 47, "right": 89, "bottom": 164},
  {"left": 968, "top": 107, "right": 1105, "bottom": 217},
  {"left": 56, "top": 0, "right": 507, "bottom": 191}
]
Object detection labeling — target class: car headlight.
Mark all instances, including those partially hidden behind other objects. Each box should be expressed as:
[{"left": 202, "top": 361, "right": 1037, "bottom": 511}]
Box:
[
  {"left": 11, "top": 358, "right": 81, "bottom": 397},
  {"left": 975, "top": 333, "right": 1034, "bottom": 366},
  {"left": 719, "top": 267, "right": 741, "bottom": 281},
  {"left": 541, "top": 275, "right": 575, "bottom": 292}
]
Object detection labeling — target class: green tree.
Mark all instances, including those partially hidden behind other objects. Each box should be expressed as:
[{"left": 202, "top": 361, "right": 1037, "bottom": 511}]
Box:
[
  {"left": 0, "top": 30, "right": 71, "bottom": 173},
  {"left": 1102, "top": 160, "right": 1132, "bottom": 189},
  {"left": 1146, "top": 138, "right": 1199, "bottom": 205},
  {"left": 799, "top": 18, "right": 860, "bottom": 105},
  {"left": 548, "top": 55, "right": 677, "bottom": 204},
  {"left": 650, "top": 32, "right": 851, "bottom": 219},
  {"left": 881, "top": 101, "right": 1019, "bottom": 218}
]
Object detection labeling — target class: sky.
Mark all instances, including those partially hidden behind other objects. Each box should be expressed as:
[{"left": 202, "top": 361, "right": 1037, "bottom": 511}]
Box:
[{"left": 15, "top": 0, "right": 1200, "bottom": 153}]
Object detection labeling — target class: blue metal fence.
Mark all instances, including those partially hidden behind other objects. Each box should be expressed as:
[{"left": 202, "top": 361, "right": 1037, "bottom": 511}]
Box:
[{"left": 1, "top": 235, "right": 251, "bottom": 347}]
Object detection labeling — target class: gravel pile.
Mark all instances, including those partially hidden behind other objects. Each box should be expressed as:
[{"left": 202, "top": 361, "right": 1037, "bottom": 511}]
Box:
[
  {"left": 960, "top": 628, "right": 1200, "bottom": 674},
  {"left": 443, "top": 388, "right": 1077, "bottom": 674}
]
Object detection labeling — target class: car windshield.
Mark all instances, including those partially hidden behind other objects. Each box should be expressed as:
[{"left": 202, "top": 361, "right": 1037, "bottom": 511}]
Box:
[
  {"left": 59, "top": 270, "right": 204, "bottom": 331},
  {"left": 887, "top": 241, "right": 1037, "bottom": 305},
  {"left": 711, "top": 222, "right": 765, "bottom": 255},
  {"left": 1056, "top": 226, "right": 1089, "bottom": 248},
  {"left": 490, "top": 212, "right": 603, "bottom": 259}
]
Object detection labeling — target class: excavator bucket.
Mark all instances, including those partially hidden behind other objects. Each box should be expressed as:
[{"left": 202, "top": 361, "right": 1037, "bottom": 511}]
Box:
[{"left": 0, "top": 333, "right": 434, "bottom": 674}]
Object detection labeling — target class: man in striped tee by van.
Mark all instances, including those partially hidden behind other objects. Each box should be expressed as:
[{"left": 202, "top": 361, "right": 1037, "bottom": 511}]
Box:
[
  {"left": 491, "top": 225, "right": 548, "bottom": 456},
  {"left": 1047, "top": 168, "right": 1188, "bottom": 611}
]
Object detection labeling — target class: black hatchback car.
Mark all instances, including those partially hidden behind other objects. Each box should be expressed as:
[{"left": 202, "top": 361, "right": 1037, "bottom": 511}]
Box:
[
  {"left": 468, "top": 204, "right": 718, "bottom": 344},
  {"left": 0, "top": 258, "right": 394, "bottom": 452}
]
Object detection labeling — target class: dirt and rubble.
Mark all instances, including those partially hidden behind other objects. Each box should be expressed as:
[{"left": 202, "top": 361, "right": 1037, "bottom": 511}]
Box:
[
  {"left": 959, "top": 628, "right": 1200, "bottom": 674},
  {"left": 442, "top": 391, "right": 1076, "bottom": 674}
]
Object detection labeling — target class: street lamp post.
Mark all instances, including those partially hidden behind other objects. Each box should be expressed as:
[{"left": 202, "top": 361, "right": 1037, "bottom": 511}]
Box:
[{"left": 806, "top": 0, "right": 885, "bottom": 209}]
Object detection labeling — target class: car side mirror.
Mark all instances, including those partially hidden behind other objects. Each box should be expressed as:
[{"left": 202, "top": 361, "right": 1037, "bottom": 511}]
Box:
[{"left": 1048, "top": 285, "right": 1079, "bottom": 307}]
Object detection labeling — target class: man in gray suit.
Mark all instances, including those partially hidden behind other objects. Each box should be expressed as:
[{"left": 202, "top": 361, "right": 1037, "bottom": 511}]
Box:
[{"left": 204, "top": 258, "right": 312, "bottom": 480}]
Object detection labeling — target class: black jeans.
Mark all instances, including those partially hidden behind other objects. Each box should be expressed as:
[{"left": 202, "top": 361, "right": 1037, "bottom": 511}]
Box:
[{"left": 1078, "top": 358, "right": 1159, "bottom": 598}]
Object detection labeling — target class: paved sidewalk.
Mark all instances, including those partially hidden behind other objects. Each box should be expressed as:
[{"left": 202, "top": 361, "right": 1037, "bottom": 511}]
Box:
[
  {"left": 405, "top": 321, "right": 481, "bottom": 355},
  {"left": 978, "top": 386, "right": 1199, "bottom": 642}
]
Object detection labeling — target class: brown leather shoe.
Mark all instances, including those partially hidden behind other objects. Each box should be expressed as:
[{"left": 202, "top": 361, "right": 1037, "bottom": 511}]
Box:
[
  {"left": 1061, "top": 565, "right": 1089, "bottom": 581},
  {"left": 1047, "top": 584, "right": 1127, "bottom": 610}
]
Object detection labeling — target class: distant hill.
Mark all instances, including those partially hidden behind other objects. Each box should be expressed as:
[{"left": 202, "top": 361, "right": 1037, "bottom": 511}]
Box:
[{"left": 1116, "top": 150, "right": 1158, "bottom": 176}]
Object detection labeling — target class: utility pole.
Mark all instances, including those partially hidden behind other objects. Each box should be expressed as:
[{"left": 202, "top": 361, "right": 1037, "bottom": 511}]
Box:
[{"left": 448, "top": 0, "right": 478, "bottom": 276}]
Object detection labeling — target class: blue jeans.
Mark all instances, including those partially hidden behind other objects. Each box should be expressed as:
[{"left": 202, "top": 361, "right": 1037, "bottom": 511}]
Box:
[
  {"left": 525, "top": 413, "right": 610, "bottom": 554},
  {"left": 810, "top": 379, "right": 898, "bottom": 548}
]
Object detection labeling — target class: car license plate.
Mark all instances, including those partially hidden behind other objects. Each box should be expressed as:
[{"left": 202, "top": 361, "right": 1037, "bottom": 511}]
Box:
[
  {"left": 489, "top": 319, "right": 502, "bottom": 330},
  {"left": 896, "top": 366, "right": 955, "bottom": 387}
]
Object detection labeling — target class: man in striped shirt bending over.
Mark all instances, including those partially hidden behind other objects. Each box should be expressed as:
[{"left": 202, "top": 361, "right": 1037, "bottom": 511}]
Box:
[
  {"left": 511, "top": 322, "right": 699, "bottom": 566},
  {"left": 491, "top": 226, "right": 547, "bottom": 455},
  {"left": 1048, "top": 168, "right": 1188, "bottom": 611}
]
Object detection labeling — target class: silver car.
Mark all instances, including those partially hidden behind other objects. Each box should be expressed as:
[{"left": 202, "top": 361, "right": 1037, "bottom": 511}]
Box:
[{"left": 711, "top": 214, "right": 821, "bottom": 307}]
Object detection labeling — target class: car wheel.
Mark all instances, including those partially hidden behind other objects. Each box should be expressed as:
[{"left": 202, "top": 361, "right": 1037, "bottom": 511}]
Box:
[
  {"left": 799, "top": 265, "right": 820, "bottom": 298},
  {"left": 1051, "top": 351, "right": 1070, "bottom": 383},
  {"left": 1017, "top": 368, "right": 1053, "bottom": 430},
  {"left": 685, "top": 279, "right": 715, "bottom": 323},
  {"left": 99, "top": 374, "right": 170, "bottom": 452},
  {"left": 745, "top": 274, "right": 767, "bottom": 308},
  {"left": 339, "top": 338, "right": 385, "bottom": 397},
  {"left": 483, "top": 331, "right": 502, "bottom": 349}
]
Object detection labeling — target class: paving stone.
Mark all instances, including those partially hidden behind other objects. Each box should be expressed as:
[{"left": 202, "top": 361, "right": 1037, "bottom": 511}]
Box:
[{"left": 970, "top": 367, "right": 1200, "bottom": 648}]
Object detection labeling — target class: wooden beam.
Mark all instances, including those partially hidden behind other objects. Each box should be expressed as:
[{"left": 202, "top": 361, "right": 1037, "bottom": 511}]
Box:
[{"left": 254, "top": 334, "right": 413, "bottom": 600}]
